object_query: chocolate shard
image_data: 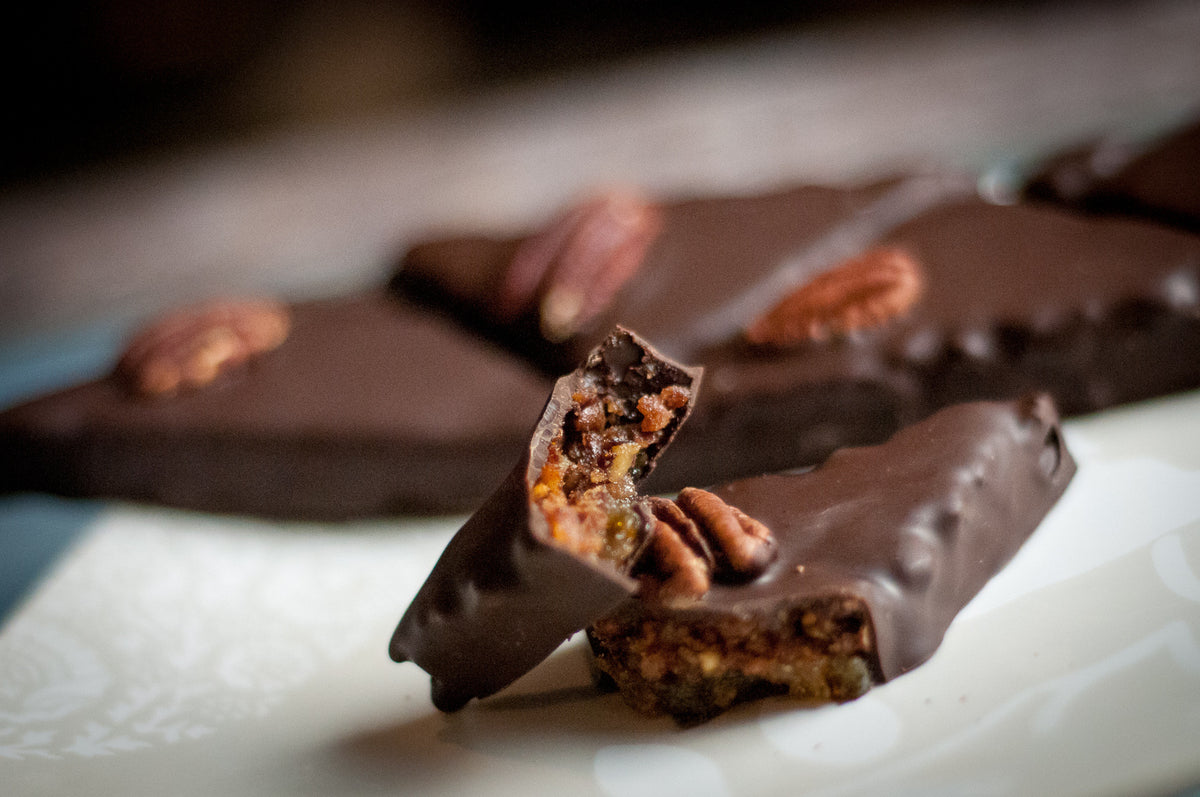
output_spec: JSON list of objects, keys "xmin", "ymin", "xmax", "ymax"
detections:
[
  {"xmin": 1023, "ymin": 115, "xmax": 1200, "ymax": 233},
  {"xmin": 389, "ymin": 327, "xmax": 702, "ymax": 711},
  {"xmin": 588, "ymin": 394, "xmax": 1075, "ymax": 724}
]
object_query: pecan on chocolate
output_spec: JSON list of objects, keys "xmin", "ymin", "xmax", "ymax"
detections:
[
  {"xmin": 500, "ymin": 189, "xmax": 662, "ymax": 341},
  {"xmin": 634, "ymin": 490, "xmax": 776, "ymax": 603},
  {"xmin": 116, "ymin": 298, "xmax": 291, "ymax": 397},
  {"xmin": 675, "ymin": 487, "xmax": 776, "ymax": 581},
  {"xmin": 638, "ymin": 496, "xmax": 714, "ymax": 603},
  {"xmin": 745, "ymin": 246, "xmax": 924, "ymax": 347}
]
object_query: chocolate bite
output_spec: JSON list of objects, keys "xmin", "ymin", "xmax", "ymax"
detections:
[
  {"xmin": 588, "ymin": 394, "xmax": 1076, "ymax": 724},
  {"xmin": 389, "ymin": 327, "xmax": 703, "ymax": 711}
]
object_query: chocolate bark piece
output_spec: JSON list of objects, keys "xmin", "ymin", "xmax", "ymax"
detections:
[
  {"xmin": 0, "ymin": 291, "xmax": 553, "ymax": 519},
  {"xmin": 393, "ymin": 178, "xmax": 1200, "ymax": 494},
  {"xmin": 588, "ymin": 394, "xmax": 1076, "ymax": 724},
  {"xmin": 389, "ymin": 327, "xmax": 702, "ymax": 711},
  {"xmin": 1024, "ymin": 116, "xmax": 1200, "ymax": 233}
]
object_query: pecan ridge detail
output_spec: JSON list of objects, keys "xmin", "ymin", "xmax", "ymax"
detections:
[
  {"xmin": 745, "ymin": 246, "xmax": 924, "ymax": 347},
  {"xmin": 636, "ymin": 488, "xmax": 776, "ymax": 604}
]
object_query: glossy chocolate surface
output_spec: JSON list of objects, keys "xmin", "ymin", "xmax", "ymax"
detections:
[
  {"xmin": 388, "ymin": 328, "xmax": 701, "ymax": 711},
  {"xmin": 398, "ymin": 178, "xmax": 1200, "ymax": 494},
  {"xmin": 601, "ymin": 394, "xmax": 1075, "ymax": 687},
  {"xmin": 6, "ymin": 170, "xmax": 1198, "ymax": 520},
  {"xmin": 0, "ymin": 292, "xmax": 552, "ymax": 519}
]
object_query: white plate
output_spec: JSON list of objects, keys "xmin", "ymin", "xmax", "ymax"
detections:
[{"xmin": 3, "ymin": 389, "xmax": 1199, "ymax": 796}]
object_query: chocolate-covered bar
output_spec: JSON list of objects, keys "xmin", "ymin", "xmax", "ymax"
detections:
[
  {"xmin": 0, "ymin": 292, "xmax": 552, "ymax": 519},
  {"xmin": 588, "ymin": 393, "xmax": 1075, "ymax": 723},
  {"xmin": 395, "ymin": 177, "xmax": 1200, "ymax": 493},
  {"xmin": 389, "ymin": 327, "xmax": 702, "ymax": 710},
  {"xmin": 388, "ymin": 324, "xmax": 1074, "ymax": 720},
  {"xmin": 1024, "ymin": 115, "xmax": 1200, "ymax": 233}
]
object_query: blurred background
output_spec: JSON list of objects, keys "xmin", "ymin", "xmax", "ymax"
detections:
[
  {"xmin": 2, "ymin": 0, "xmax": 1053, "ymax": 187},
  {"xmin": 1, "ymin": 0, "xmax": 1198, "ymax": 357}
]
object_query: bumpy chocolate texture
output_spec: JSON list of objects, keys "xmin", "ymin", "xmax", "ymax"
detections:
[
  {"xmin": 389, "ymin": 327, "xmax": 701, "ymax": 711},
  {"xmin": 0, "ymin": 293, "xmax": 552, "ymax": 519},
  {"xmin": 396, "ymin": 174, "xmax": 1200, "ymax": 494},
  {"xmin": 1024, "ymin": 115, "xmax": 1200, "ymax": 233},
  {"xmin": 588, "ymin": 393, "xmax": 1075, "ymax": 723}
]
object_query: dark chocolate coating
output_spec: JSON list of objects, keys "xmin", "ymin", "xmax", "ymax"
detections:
[
  {"xmin": 0, "ymin": 292, "xmax": 552, "ymax": 519},
  {"xmin": 397, "ymin": 178, "xmax": 1200, "ymax": 494},
  {"xmin": 604, "ymin": 394, "xmax": 1076, "ymax": 685},
  {"xmin": 1024, "ymin": 116, "xmax": 1200, "ymax": 233},
  {"xmin": 388, "ymin": 327, "xmax": 701, "ymax": 711},
  {"xmin": 6, "ymin": 171, "xmax": 1198, "ymax": 521},
  {"xmin": 398, "ymin": 177, "xmax": 943, "ymax": 370}
]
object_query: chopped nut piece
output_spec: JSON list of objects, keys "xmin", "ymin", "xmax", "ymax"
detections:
[{"xmin": 607, "ymin": 442, "xmax": 643, "ymax": 483}]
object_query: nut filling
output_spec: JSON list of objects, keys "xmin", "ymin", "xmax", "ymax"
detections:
[
  {"xmin": 588, "ymin": 596, "xmax": 875, "ymax": 724},
  {"xmin": 533, "ymin": 378, "xmax": 776, "ymax": 604},
  {"xmin": 532, "ymin": 380, "xmax": 691, "ymax": 566},
  {"xmin": 527, "ymin": 353, "xmax": 836, "ymax": 723}
]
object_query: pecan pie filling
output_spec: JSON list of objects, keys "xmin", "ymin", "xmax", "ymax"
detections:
[{"xmin": 531, "ymin": 377, "xmax": 776, "ymax": 605}]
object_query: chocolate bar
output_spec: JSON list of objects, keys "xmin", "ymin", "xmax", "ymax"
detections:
[
  {"xmin": 389, "ymin": 327, "xmax": 701, "ymax": 710},
  {"xmin": 1024, "ymin": 115, "xmax": 1200, "ymax": 233},
  {"xmin": 0, "ymin": 292, "xmax": 551, "ymax": 519},
  {"xmin": 388, "ymin": 327, "xmax": 1074, "ymax": 720},
  {"xmin": 395, "ymin": 176, "xmax": 1200, "ymax": 494},
  {"xmin": 4, "ymin": 172, "xmax": 1195, "ymax": 521},
  {"xmin": 589, "ymin": 393, "xmax": 1075, "ymax": 723}
]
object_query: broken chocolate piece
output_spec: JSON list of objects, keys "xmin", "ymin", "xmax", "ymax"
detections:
[
  {"xmin": 1024, "ymin": 115, "xmax": 1200, "ymax": 233},
  {"xmin": 388, "ymin": 327, "xmax": 702, "ymax": 711},
  {"xmin": 588, "ymin": 393, "xmax": 1076, "ymax": 723}
]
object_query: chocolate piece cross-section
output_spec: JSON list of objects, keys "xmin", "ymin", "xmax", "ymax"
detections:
[
  {"xmin": 588, "ymin": 393, "xmax": 1075, "ymax": 723},
  {"xmin": 389, "ymin": 327, "xmax": 702, "ymax": 711}
]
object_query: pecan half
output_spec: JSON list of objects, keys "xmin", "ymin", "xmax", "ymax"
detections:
[
  {"xmin": 634, "ymin": 490, "xmax": 776, "ymax": 603},
  {"xmin": 638, "ymin": 497, "xmax": 714, "ymax": 603},
  {"xmin": 675, "ymin": 487, "xmax": 776, "ymax": 581},
  {"xmin": 500, "ymin": 188, "xmax": 662, "ymax": 341},
  {"xmin": 116, "ymin": 298, "xmax": 291, "ymax": 397},
  {"xmin": 745, "ymin": 246, "xmax": 923, "ymax": 347}
]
